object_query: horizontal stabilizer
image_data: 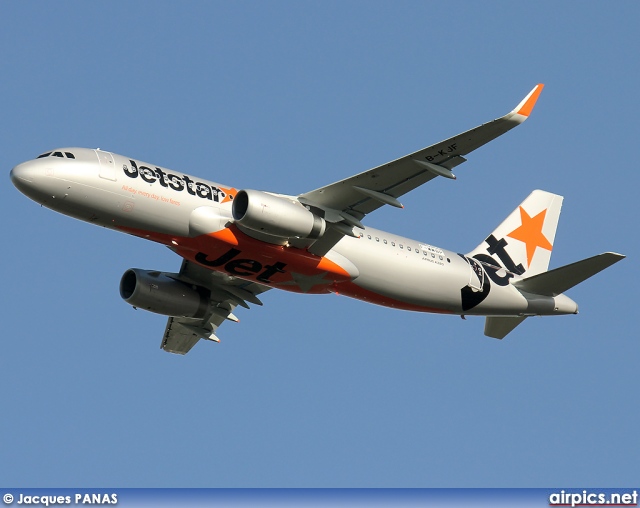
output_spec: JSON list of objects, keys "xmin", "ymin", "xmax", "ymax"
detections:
[
  {"xmin": 484, "ymin": 316, "xmax": 527, "ymax": 339},
  {"xmin": 514, "ymin": 252, "xmax": 625, "ymax": 297}
]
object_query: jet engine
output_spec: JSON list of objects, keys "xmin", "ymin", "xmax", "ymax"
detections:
[
  {"xmin": 119, "ymin": 268, "xmax": 209, "ymax": 318},
  {"xmin": 232, "ymin": 189, "xmax": 326, "ymax": 239}
]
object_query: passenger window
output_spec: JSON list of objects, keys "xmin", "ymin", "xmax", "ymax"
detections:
[
  {"xmin": 367, "ymin": 235, "xmax": 371, "ymax": 240},
  {"xmin": 399, "ymin": 244, "xmax": 403, "ymax": 249},
  {"xmin": 375, "ymin": 237, "xmax": 379, "ymax": 242},
  {"xmin": 391, "ymin": 242, "xmax": 395, "ymax": 247},
  {"xmin": 64, "ymin": 152, "xmax": 75, "ymax": 159},
  {"xmin": 383, "ymin": 239, "xmax": 387, "ymax": 244},
  {"xmin": 407, "ymin": 247, "xmax": 412, "ymax": 252}
]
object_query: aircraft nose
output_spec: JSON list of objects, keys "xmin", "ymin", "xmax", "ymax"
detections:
[
  {"xmin": 10, "ymin": 160, "xmax": 50, "ymax": 201},
  {"xmin": 10, "ymin": 162, "xmax": 36, "ymax": 192}
]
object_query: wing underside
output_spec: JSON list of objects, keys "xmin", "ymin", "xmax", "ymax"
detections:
[{"xmin": 161, "ymin": 259, "xmax": 271, "ymax": 355}]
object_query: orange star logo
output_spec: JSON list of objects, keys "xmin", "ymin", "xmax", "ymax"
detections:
[{"xmin": 506, "ymin": 207, "xmax": 553, "ymax": 268}]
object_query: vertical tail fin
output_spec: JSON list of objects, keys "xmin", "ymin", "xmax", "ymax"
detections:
[{"xmin": 467, "ymin": 190, "xmax": 563, "ymax": 278}]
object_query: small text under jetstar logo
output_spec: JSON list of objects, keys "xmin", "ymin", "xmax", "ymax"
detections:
[{"xmin": 549, "ymin": 489, "xmax": 637, "ymax": 507}]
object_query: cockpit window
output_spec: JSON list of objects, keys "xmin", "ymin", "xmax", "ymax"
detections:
[{"xmin": 36, "ymin": 151, "xmax": 76, "ymax": 159}]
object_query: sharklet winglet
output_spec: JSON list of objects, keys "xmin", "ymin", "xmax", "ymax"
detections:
[{"xmin": 510, "ymin": 83, "xmax": 544, "ymax": 120}]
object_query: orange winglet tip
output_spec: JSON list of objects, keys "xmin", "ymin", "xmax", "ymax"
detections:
[{"xmin": 516, "ymin": 83, "xmax": 544, "ymax": 117}]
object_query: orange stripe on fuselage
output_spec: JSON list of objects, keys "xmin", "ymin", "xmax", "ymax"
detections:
[
  {"xmin": 118, "ymin": 224, "xmax": 454, "ymax": 311},
  {"xmin": 117, "ymin": 225, "xmax": 354, "ymax": 293}
]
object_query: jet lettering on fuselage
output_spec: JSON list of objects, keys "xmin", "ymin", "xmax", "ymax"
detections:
[
  {"xmin": 458, "ymin": 234, "xmax": 527, "ymax": 311},
  {"xmin": 458, "ymin": 254, "xmax": 491, "ymax": 311},
  {"xmin": 123, "ymin": 160, "xmax": 230, "ymax": 203},
  {"xmin": 483, "ymin": 234, "xmax": 525, "ymax": 276},
  {"xmin": 195, "ymin": 248, "xmax": 287, "ymax": 283}
]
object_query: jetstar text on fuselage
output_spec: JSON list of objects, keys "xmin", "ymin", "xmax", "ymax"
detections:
[{"xmin": 123, "ymin": 160, "xmax": 233, "ymax": 203}]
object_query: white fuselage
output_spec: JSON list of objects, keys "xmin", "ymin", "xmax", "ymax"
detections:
[{"xmin": 10, "ymin": 147, "xmax": 575, "ymax": 318}]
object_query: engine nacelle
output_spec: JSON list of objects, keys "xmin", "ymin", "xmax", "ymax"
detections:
[
  {"xmin": 232, "ymin": 189, "xmax": 326, "ymax": 239},
  {"xmin": 119, "ymin": 268, "xmax": 209, "ymax": 318}
]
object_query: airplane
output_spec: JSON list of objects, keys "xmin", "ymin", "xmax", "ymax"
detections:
[{"xmin": 10, "ymin": 84, "xmax": 625, "ymax": 354}]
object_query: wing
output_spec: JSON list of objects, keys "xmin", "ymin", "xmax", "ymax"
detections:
[
  {"xmin": 160, "ymin": 259, "xmax": 271, "ymax": 355},
  {"xmin": 299, "ymin": 84, "xmax": 544, "ymax": 254}
]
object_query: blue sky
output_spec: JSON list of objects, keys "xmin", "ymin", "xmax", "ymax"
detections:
[{"xmin": 2, "ymin": 2, "xmax": 638, "ymax": 487}]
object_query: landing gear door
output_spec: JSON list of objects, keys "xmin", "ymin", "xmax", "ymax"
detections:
[{"xmin": 95, "ymin": 149, "xmax": 117, "ymax": 181}]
